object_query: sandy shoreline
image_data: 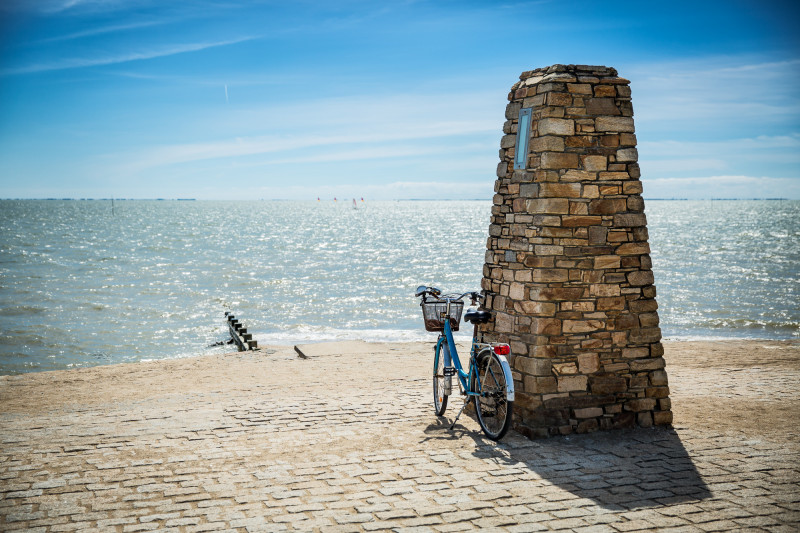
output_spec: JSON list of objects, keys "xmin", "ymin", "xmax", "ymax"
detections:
[
  {"xmin": 2, "ymin": 339, "xmax": 798, "ymax": 442},
  {"xmin": 1, "ymin": 339, "xmax": 798, "ymax": 531}
]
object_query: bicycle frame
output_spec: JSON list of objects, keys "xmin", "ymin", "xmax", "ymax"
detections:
[{"xmin": 436, "ymin": 298, "xmax": 491, "ymax": 398}]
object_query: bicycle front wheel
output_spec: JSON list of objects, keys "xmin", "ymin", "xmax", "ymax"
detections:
[
  {"xmin": 471, "ymin": 349, "xmax": 513, "ymax": 440},
  {"xmin": 433, "ymin": 341, "xmax": 448, "ymax": 416}
]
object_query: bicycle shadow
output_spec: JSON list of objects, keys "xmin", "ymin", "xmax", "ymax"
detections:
[{"xmin": 422, "ymin": 419, "xmax": 711, "ymax": 511}]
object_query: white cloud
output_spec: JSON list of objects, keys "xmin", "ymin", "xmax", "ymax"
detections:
[
  {"xmin": 638, "ymin": 134, "xmax": 800, "ymax": 178},
  {"xmin": 1, "ymin": 36, "xmax": 259, "ymax": 75},
  {"xmin": 643, "ymin": 175, "xmax": 800, "ymax": 199},
  {"xmin": 110, "ymin": 90, "xmax": 501, "ymax": 173},
  {"xmin": 629, "ymin": 58, "xmax": 800, "ymax": 128},
  {"xmin": 31, "ymin": 19, "xmax": 166, "ymax": 44}
]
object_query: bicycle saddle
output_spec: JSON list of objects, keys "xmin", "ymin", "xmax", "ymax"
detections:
[{"xmin": 464, "ymin": 309, "xmax": 492, "ymax": 324}]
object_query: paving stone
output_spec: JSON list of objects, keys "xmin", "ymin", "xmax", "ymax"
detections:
[{"xmin": 1, "ymin": 344, "xmax": 798, "ymax": 533}]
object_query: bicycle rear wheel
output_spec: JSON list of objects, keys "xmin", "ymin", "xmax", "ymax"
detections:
[
  {"xmin": 433, "ymin": 342, "xmax": 448, "ymax": 416},
  {"xmin": 471, "ymin": 349, "xmax": 513, "ymax": 440}
]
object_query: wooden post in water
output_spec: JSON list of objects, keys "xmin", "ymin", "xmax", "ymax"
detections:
[{"xmin": 225, "ymin": 312, "xmax": 258, "ymax": 351}]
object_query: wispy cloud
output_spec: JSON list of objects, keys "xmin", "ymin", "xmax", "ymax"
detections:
[
  {"xmin": 127, "ymin": 120, "xmax": 496, "ymax": 171},
  {"xmin": 638, "ymin": 134, "xmax": 800, "ymax": 178},
  {"xmin": 1, "ymin": 36, "xmax": 258, "ymax": 76},
  {"xmin": 109, "ymin": 89, "xmax": 501, "ymax": 172},
  {"xmin": 643, "ymin": 175, "xmax": 800, "ymax": 199},
  {"xmin": 629, "ymin": 58, "xmax": 800, "ymax": 129},
  {"xmin": 30, "ymin": 19, "xmax": 167, "ymax": 44}
]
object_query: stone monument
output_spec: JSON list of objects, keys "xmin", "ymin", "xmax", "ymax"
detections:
[{"xmin": 481, "ymin": 64, "xmax": 672, "ymax": 438}]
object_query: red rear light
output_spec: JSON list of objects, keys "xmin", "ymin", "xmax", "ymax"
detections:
[{"xmin": 493, "ymin": 344, "xmax": 510, "ymax": 356}]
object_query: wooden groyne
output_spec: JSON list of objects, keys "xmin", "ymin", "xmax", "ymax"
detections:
[{"xmin": 224, "ymin": 312, "xmax": 258, "ymax": 351}]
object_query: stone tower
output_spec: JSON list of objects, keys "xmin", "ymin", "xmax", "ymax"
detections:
[{"xmin": 481, "ymin": 64, "xmax": 672, "ymax": 439}]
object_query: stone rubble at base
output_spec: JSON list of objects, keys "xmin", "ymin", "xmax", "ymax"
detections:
[{"xmin": 481, "ymin": 64, "xmax": 672, "ymax": 439}]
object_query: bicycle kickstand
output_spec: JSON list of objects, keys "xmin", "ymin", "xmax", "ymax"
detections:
[{"xmin": 450, "ymin": 397, "xmax": 471, "ymax": 430}]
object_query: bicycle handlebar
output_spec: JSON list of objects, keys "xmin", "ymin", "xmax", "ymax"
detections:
[{"xmin": 415, "ymin": 286, "xmax": 482, "ymax": 304}]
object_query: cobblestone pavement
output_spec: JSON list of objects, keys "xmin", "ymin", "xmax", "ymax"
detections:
[{"xmin": 1, "ymin": 342, "xmax": 798, "ymax": 532}]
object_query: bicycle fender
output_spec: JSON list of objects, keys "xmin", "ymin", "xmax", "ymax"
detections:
[{"xmin": 496, "ymin": 354, "xmax": 515, "ymax": 402}]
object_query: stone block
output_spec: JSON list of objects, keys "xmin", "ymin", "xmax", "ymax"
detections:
[
  {"xmin": 526, "ymin": 198, "xmax": 569, "ymax": 214},
  {"xmin": 637, "ymin": 411, "xmax": 653, "ymax": 427},
  {"xmin": 582, "ymin": 185, "xmax": 600, "ymax": 199},
  {"xmin": 612, "ymin": 412, "xmax": 635, "ymax": 428},
  {"xmin": 650, "ymin": 370, "xmax": 668, "ymax": 386},
  {"xmin": 529, "ymin": 286, "xmax": 586, "ymax": 301},
  {"xmin": 625, "ymin": 398, "xmax": 656, "ymax": 412},
  {"xmin": 585, "ymin": 97, "xmax": 621, "ymax": 116},
  {"xmin": 530, "ymin": 376, "xmax": 558, "ymax": 393},
  {"xmin": 494, "ymin": 312, "xmax": 514, "ymax": 333},
  {"xmin": 623, "ymin": 181, "xmax": 643, "ymax": 194},
  {"xmin": 628, "ymin": 327, "xmax": 662, "ymax": 344},
  {"xmin": 576, "ymin": 419, "xmax": 600, "ymax": 433},
  {"xmin": 505, "ymin": 102, "xmax": 522, "ymax": 120},
  {"xmin": 595, "ymin": 116, "xmax": 635, "ymax": 132},
  {"xmin": 541, "ymin": 152, "xmax": 580, "ymax": 170},
  {"xmin": 509, "ymin": 282, "xmax": 525, "ymax": 300},
  {"xmin": 622, "ymin": 347, "xmax": 649, "ymax": 359},
  {"xmin": 646, "ymin": 386, "xmax": 670, "ymax": 398},
  {"xmin": 531, "ymin": 317, "xmax": 562, "ymax": 335},
  {"xmin": 627, "ymin": 270, "xmax": 655, "ymax": 287},
  {"xmin": 563, "ymin": 169, "xmax": 596, "ymax": 181},
  {"xmin": 616, "ymin": 242, "xmax": 650, "ymax": 255},
  {"xmin": 590, "ymin": 376, "xmax": 627, "ymax": 394},
  {"xmin": 639, "ymin": 312, "xmax": 659, "ymax": 327},
  {"xmin": 497, "ymin": 162, "xmax": 508, "ymax": 178},
  {"xmin": 562, "ymin": 215, "xmax": 602, "ymax": 227},
  {"xmin": 557, "ymin": 375, "xmax": 587, "ymax": 392},
  {"xmin": 614, "ymin": 213, "xmax": 647, "ymax": 227},
  {"xmin": 567, "ymin": 83, "xmax": 592, "ymax": 94},
  {"xmin": 532, "ymin": 269, "xmax": 569, "ymax": 283},
  {"xmin": 629, "ymin": 356, "xmax": 665, "ymax": 371},
  {"xmin": 553, "ymin": 362, "xmax": 578, "ymax": 375},
  {"xmin": 587, "ymin": 225, "xmax": 607, "ymax": 244},
  {"xmin": 547, "ymin": 92, "xmax": 573, "ymax": 106},
  {"xmin": 616, "ymin": 148, "xmax": 638, "ymax": 162},
  {"xmin": 518, "ymin": 301, "xmax": 556, "ymax": 316},
  {"xmin": 590, "ymin": 284, "xmax": 620, "ymax": 297},
  {"xmin": 500, "ymin": 134, "xmax": 516, "ymax": 149},
  {"xmin": 563, "ymin": 319, "xmax": 604, "ymax": 333},
  {"xmin": 577, "ymin": 353, "xmax": 600, "ymax": 373},
  {"xmin": 539, "ymin": 182, "xmax": 582, "ymax": 198},
  {"xmin": 594, "ymin": 85, "xmax": 617, "ymax": 97},
  {"xmin": 516, "ymin": 357, "xmax": 553, "ymax": 376},
  {"xmin": 538, "ymin": 118, "xmax": 575, "ymax": 136},
  {"xmin": 593, "ymin": 255, "xmax": 621, "ymax": 269},
  {"xmin": 582, "ymin": 155, "xmax": 607, "ymax": 171},
  {"xmin": 574, "ymin": 407, "xmax": 603, "ymax": 418},
  {"xmin": 653, "ymin": 410, "xmax": 673, "ymax": 426},
  {"xmin": 530, "ymin": 136, "xmax": 565, "ymax": 152},
  {"xmin": 597, "ymin": 296, "xmax": 626, "ymax": 310},
  {"xmin": 629, "ymin": 299, "xmax": 658, "ymax": 313},
  {"xmin": 535, "ymin": 245, "xmax": 565, "ymax": 255},
  {"xmin": 588, "ymin": 198, "xmax": 627, "ymax": 215}
]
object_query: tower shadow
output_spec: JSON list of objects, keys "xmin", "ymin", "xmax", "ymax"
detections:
[{"xmin": 423, "ymin": 422, "xmax": 711, "ymax": 511}]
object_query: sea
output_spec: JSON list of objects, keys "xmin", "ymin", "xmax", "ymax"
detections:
[{"xmin": 1, "ymin": 199, "xmax": 798, "ymax": 374}]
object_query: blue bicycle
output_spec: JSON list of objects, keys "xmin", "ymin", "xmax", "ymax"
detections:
[{"xmin": 415, "ymin": 286, "xmax": 515, "ymax": 440}]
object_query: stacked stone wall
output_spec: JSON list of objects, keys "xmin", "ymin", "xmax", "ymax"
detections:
[{"xmin": 481, "ymin": 64, "xmax": 672, "ymax": 439}]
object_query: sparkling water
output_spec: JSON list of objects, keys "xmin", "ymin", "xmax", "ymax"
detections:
[{"xmin": 1, "ymin": 199, "xmax": 797, "ymax": 373}]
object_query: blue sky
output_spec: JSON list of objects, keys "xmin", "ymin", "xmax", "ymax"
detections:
[{"xmin": 1, "ymin": 0, "xmax": 798, "ymax": 200}]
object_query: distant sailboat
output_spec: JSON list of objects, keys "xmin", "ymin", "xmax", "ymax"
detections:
[{"xmin": 352, "ymin": 198, "xmax": 357, "ymax": 209}]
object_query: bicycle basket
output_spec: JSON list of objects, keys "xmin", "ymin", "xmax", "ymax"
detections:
[{"xmin": 421, "ymin": 299, "xmax": 463, "ymax": 332}]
